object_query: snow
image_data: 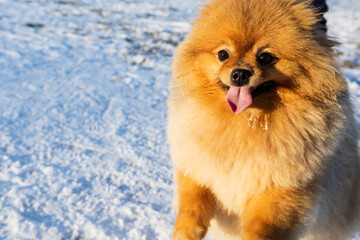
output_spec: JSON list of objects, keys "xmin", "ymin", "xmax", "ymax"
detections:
[{"xmin": 0, "ymin": 0, "xmax": 359, "ymax": 239}]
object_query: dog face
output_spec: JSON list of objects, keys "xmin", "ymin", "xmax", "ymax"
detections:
[
  {"xmin": 214, "ymin": 38, "xmax": 287, "ymax": 113},
  {"xmin": 175, "ymin": 0, "xmax": 338, "ymax": 114}
]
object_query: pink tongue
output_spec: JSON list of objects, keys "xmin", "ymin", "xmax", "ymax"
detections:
[{"xmin": 225, "ymin": 86, "xmax": 253, "ymax": 114}]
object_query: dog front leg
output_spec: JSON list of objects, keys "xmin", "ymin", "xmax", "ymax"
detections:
[
  {"xmin": 241, "ymin": 186, "xmax": 315, "ymax": 240},
  {"xmin": 172, "ymin": 172, "xmax": 215, "ymax": 240}
]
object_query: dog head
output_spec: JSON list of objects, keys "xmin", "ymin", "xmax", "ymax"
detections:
[{"xmin": 173, "ymin": 0, "xmax": 341, "ymax": 114}]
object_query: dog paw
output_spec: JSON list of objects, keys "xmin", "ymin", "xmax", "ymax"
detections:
[{"xmin": 172, "ymin": 226, "xmax": 205, "ymax": 240}]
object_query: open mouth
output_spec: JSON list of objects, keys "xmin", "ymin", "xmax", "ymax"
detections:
[
  {"xmin": 250, "ymin": 80, "xmax": 276, "ymax": 98},
  {"xmin": 218, "ymin": 80, "xmax": 276, "ymax": 98},
  {"xmin": 222, "ymin": 80, "xmax": 276, "ymax": 114}
]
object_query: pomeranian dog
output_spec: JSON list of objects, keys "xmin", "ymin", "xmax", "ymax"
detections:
[{"xmin": 167, "ymin": 0, "xmax": 360, "ymax": 239}]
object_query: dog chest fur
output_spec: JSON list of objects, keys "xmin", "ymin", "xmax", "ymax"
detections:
[{"xmin": 168, "ymin": 91, "xmax": 346, "ymax": 213}]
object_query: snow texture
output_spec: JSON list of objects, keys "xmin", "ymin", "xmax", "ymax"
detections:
[{"xmin": 0, "ymin": 0, "xmax": 359, "ymax": 239}]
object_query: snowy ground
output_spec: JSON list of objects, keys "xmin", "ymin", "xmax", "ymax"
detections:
[{"xmin": 0, "ymin": 0, "xmax": 359, "ymax": 239}]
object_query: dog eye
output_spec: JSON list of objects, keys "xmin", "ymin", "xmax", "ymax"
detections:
[
  {"xmin": 257, "ymin": 52, "xmax": 275, "ymax": 65},
  {"xmin": 218, "ymin": 50, "xmax": 230, "ymax": 62}
]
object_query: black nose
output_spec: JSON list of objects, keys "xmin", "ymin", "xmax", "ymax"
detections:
[{"xmin": 231, "ymin": 69, "xmax": 253, "ymax": 86}]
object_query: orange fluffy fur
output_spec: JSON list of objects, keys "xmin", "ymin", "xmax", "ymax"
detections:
[{"xmin": 168, "ymin": 0, "xmax": 360, "ymax": 239}]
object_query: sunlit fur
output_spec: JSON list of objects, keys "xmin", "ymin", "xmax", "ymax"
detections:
[{"xmin": 168, "ymin": 0, "xmax": 360, "ymax": 239}]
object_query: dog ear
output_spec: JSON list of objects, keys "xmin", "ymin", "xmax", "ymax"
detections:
[
  {"xmin": 289, "ymin": 0, "xmax": 335, "ymax": 46},
  {"xmin": 292, "ymin": 0, "xmax": 329, "ymax": 33},
  {"xmin": 310, "ymin": 0, "xmax": 329, "ymax": 32}
]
